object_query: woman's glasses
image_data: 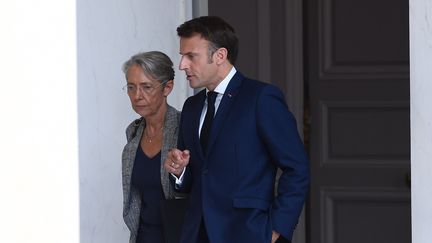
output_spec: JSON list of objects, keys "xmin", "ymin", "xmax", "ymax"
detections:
[{"xmin": 123, "ymin": 80, "xmax": 169, "ymax": 95}]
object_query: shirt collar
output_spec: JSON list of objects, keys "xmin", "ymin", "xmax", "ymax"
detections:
[{"xmin": 206, "ymin": 67, "xmax": 237, "ymax": 95}]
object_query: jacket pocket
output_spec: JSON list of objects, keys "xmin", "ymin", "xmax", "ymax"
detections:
[{"xmin": 233, "ymin": 198, "xmax": 271, "ymax": 210}]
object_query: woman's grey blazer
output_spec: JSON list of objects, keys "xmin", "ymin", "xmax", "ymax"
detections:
[{"xmin": 122, "ymin": 105, "xmax": 180, "ymax": 243}]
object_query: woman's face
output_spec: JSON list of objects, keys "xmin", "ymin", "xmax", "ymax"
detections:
[{"xmin": 125, "ymin": 64, "xmax": 172, "ymax": 118}]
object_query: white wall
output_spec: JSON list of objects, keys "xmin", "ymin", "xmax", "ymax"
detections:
[
  {"xmin": 76, "ymin": 0, "xmax": 192, "ymax": 242},
  {"xmin": 410, "ymin": 0, "xmax": 432, "ymax": 242},
  {"xmin": 0, "ymin": 0, "xmax": 192, "ymax": 242},
  {"xmin": 0, "ymin": 0, "xmax": 79, "ymax": 242}
]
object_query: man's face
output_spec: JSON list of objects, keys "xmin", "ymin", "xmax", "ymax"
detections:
[{"xmin": 179, "ymin": 34, "xmax": 219, "ymax": 89}]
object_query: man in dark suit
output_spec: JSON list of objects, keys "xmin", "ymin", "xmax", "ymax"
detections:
[{"xmin": 164, "ymin": 16, "xmax": 309, "ymax": 243}]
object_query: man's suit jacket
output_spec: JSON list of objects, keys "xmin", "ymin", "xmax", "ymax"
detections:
[
  {"xmin": 122, "ymin": 105, "xmax": 181, "ymax": 243},
  {"xmin": 176, "ymin": 72, "xmax": 310, "ymax": 243}
]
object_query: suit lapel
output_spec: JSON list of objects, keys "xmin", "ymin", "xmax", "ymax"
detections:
[
  {"xmin": 206, "ymin": 72, "xmax": 243, "ymax": 156},
  {"xmin": 160, "ymin": 106, "xmax": 179, "ymax": 199},
  {"xmin": 123, "ymin": 120, "xmax": 144, "ymax": 209},
  {"xmin": 191, "ymin": 90, "xmax": 207, "ymax": 160}
]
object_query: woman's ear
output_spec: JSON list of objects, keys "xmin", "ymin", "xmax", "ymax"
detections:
[{"xmin": 163, "ymin": 80, "xmax": 174, "ymax": 97}]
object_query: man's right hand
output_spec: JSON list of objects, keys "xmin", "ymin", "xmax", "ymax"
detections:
[{"xmin": 164, "ymin": 148, "xmax": 190, "ymax": 177}]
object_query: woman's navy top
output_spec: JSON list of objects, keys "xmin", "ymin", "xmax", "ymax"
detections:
[{"xmin": 131, "ymin": 145, "xmax": 165, "ymax": 243}]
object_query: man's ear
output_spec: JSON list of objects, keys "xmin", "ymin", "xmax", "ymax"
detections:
[{"xmin": 215, "ymin": 47, "xmax": 228, "ymax": 65}]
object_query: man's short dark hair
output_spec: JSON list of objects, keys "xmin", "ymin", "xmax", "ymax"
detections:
[{"xmin": 177, "ymin": 16, "xmax": 239, "ymax": 65}]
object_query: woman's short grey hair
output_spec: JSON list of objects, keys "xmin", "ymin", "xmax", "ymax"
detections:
[{"xmin": 122, "ymin": 51, "xmax": 175, "ymax": 85}]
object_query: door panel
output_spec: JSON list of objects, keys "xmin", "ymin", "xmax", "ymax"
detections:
[
  {"xmin": 306, "ymin": 0, "xmax": 411, "ymax": 242},
  {"xmin": 322, "ymin": 188, "xmax": 411, "ymax": 243}
]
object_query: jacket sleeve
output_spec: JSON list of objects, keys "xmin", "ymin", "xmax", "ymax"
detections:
[
  {"xmin": 256, "ymin": 84, "xmax": 310, "ymax": 240},
  {"xmin": 171, "ymin": 107, "xmax": 193, "ymax": 193}
]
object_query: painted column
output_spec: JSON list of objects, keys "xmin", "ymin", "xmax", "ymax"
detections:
[
  {"xmin": 410, "ymin": 0, "xmax": 432, "ymax": 242},
  {"xmin": 0, "ymin": 0, "xmax": 79, "ymax": 242}
]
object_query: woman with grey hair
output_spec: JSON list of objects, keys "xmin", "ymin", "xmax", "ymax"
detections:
[{"xmin": 121, "ymin": 51, "xmax": 181, "ymax": 243}]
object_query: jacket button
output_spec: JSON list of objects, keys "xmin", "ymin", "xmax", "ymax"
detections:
[{"xmin": 202, "ymin": 169, "xmax": 208, "ymax": 175}]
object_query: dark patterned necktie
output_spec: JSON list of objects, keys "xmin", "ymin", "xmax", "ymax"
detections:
[{"xmin": 200, "ymin": 91, "xmax": 218, "ymax": 154}]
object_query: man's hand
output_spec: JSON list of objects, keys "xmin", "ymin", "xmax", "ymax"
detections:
[
  {"xmin": 164, "ymin": 148, "xmax": 190, "ymax": 177},
  {"xmin": 271, "ymin": 231, "xmax": 280, "ymax": 243}
]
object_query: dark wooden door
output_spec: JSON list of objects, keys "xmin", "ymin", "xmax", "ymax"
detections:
[
  {"xmin": 305, "ymin": 0, "xmax": 411, "ymax": 242},
  {"xmin": 208, "ymin": 0, "xmax": 411, "ymax": 242}
]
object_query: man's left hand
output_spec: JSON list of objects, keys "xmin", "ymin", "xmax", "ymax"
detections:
[{"xmin": 271, "ymin": 231, "xmax": 280, "ymax": 243}]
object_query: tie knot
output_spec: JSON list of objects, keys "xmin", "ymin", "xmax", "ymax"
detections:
[{"xmin": 207, "ymin": 91, "xmax": 218, "ymax": 105}]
